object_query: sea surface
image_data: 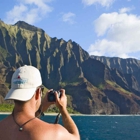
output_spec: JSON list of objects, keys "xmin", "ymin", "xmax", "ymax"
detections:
[{"xmin": 0, "ymin": 114, "xmax": 140, "ymax": 140}]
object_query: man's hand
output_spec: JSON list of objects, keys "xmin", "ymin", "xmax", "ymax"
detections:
[
  {"xmin": 55, "ymin": 89, "xmax": 67, "ymax": 111},
  {"xmin": 41, "ymin": 89, "xmax": 55, "ymax": 112}
]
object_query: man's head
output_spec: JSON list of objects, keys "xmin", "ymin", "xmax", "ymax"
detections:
[{"xmin": 5, "ymin": 65, "xmax": 42, "ymax": 101}]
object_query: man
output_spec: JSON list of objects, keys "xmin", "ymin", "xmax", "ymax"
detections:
[{"xmin": 0, "ymin": 65, "xmax": 80, "ymax": 140}]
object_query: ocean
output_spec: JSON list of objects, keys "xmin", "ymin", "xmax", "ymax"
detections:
[{"xmin": 0, "ymin": 114, "xmax": 140, "ymax": 140}]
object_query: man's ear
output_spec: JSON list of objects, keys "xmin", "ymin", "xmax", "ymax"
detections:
[{"xmin": 35, "ymin": 88, "xmax": 40, "ymax": 100}]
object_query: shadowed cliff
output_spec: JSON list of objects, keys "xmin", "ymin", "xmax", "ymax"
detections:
[{"xmin": 0, "ymin": 20, "xmax": 140, "ymax": 114}]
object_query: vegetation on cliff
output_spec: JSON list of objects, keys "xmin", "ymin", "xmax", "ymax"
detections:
[{"xmin": 0, "ymin": 20, "xmax": 140, "ymax": 114}]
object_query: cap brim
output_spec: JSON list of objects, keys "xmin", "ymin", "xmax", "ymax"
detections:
[{"xmin": 5, "ymin": 88, "xmax": 37, "ymax": 101}]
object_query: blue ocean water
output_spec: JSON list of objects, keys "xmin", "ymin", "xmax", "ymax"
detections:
[{"xmin": 0, "ymin": 115, "xmax": 140, "ymax": 140}]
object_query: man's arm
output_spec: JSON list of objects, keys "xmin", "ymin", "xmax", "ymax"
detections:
[
  {"xmin": 36, "ymin": 88, "xmax": 80, "ymax": 140},
  {"xmin": 55, "ymin": 89, "xmax": 80, "ymax": 140},
  {"xmin": 35, "ymin": 89, "xmax": 53, "ymax": 117}
]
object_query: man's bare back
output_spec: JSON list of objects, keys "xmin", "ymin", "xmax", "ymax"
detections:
[
  {"xmin": 0, "ymin": 114, "xmax": 73, "ymax": 140},
  {"xmin": 0, "ymin": 66, "xmax": 80, "ymax": 140}
]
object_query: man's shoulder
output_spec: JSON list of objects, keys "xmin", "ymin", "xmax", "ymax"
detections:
[
  {"xmin": 0, "ymin": 116, "xmax": 11, "ymax": 133},
  {"xmin": 30, "ymin": 118, "xmax": 61, "ymax": 131},
  {"xmin": 33, "ymin": 119, "xmax": 70, "ymax": 139},
  {"xmin": 34, "ymin": 118, "xmax": 64, "ymax": 131},
  {"xmin": 0, "ymin": 115, "xmax": 10, "ymax": 125}
]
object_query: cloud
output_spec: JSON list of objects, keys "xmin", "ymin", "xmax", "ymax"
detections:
[
  {"xmin": 5, "ymin": 0, "xmax": 53, "ymax": 24},
  {"xmin": 82, "ymin": 0, "xmax": 114, "ymax": 7},
  {"xmin": 62, "ymin": 12, "xmax": 76, "ymax": 24},
  {"xmin": 119, "ymin": 7, "xmax": 135, "ymax": 14},
  {"xmin": 88, "ymin": 10, "xmax": 140, "ymax": 59}
]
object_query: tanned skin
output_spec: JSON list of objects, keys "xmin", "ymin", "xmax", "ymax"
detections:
[{"xmin": 0, "ymin": 89, "xmax": 80, "ymax": 140}]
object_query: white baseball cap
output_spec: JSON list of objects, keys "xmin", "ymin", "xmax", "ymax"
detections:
[{"xmin": 5, "ymin": 65, "xmax": 42, "ymax": 101}]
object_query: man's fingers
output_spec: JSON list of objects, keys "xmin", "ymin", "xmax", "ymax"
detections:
[
  {"xmin": 60, "ymin": 89, "xmax": 65, "ymax": 97},
  {"xmin": 55, "ymin": 91, "xmax": 59, "ymax": 101}
]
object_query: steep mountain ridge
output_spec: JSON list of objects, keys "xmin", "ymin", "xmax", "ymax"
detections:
[
  {"xmin": 15, "ymin": 21, "xmax": 44, "ymax": 32},
  {"xmin": 91, "ymin": 55, "xmax": 140, "ymax": 94},
  {"xmin": 91, "ymin": 55, "xmax": 140, "ymax": 74},
  {"xmin": 0, "ymin": 20, "xmax": 140, "ymax": 114}
]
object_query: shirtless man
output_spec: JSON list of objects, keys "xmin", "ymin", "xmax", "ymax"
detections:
[{"xmin": 0, "ymin": 65, "xmax": 80, "ymax": 140}]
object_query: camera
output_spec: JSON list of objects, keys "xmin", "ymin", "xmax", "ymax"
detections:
[{"xmin": 48, "ymin": 90, "xmax": 62, "ymax": 102}]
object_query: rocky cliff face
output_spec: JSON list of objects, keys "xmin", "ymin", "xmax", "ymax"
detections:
[
  {"xmin": 91, "ymin": 56, "xmax": 140, "ymax": 94},
  {"xmin": 1, "ymin": 20, "xmax": 140, "ymax": 114}
]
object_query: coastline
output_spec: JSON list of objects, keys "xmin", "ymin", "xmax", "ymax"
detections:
[
  {"xmin": 0, "ymin": 112, "xmax": 58, "ymax": 115},
  {"xmin": 0, "ymin": 112, "xmax": 11, "ymax": 115},
  {"xmin": 0, "ymin": 112, "xmax": 82, "ymax": 116},
  {"xmin": 0, "ymin": 112, "xmax": 81, "ymax": 116},
  {"xmin": 0, "ymin": 112, "xmax": 140, "ymax": 116}
]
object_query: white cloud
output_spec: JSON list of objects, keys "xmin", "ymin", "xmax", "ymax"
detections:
[
  {"xmin": 88, "ymin": 11, "xmax": 140, "ymax": 59},
  {"xmin": 82, "ymin": 0, "xmax": 114, "ymax": 7},
  {"xmin": 5, "ymin": 0, "xmax": 53, "ymax": 24},
  {"xmin": 119, "ymin": 7, "xmax": 134, "ymax": 14},
  {"xmin": 62, "ymin": 12, "xmax": 76, "ymax": 24}
]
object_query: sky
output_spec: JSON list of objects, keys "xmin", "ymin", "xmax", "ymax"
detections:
[{"xmin": 0, "ymin": 0, "xmax": 140, "ymax": 59}]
